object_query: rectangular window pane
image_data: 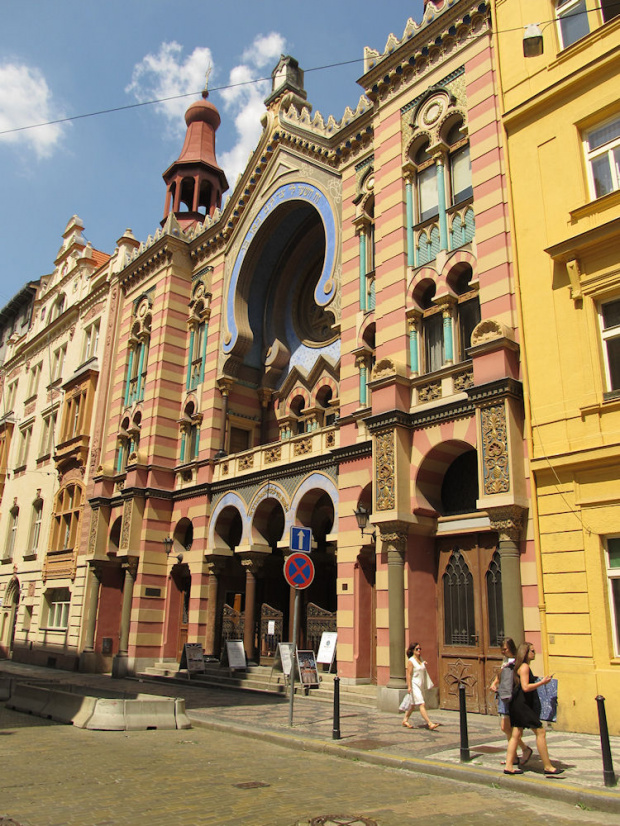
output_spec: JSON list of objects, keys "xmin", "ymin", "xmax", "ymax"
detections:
[
  {"xmin": 612, "ymin": 579, "xmax": 620, "ymax": 649},
  {"xmin": 608, "ymin": 537, "xmax": 620, "ymax": 568},
  {"xmin": 451, "ymin": 146, "xmax": 472, "ymax": 204},
  {"xmin": 588, "ymin": 119, "xmax": 620, "ymax": 152},
  {"xmin": 602, "ymin": 0, "xmax": 620, "ymax": 22},
  {"xmin": 606, "ymin": 337, "xmax": 620, "ymax": 390},
  {"xmin": 418, "ymin": 166, "xmax": 438, "ymax": 222},
  {"xmin": 425, "ymin": 313, "xmax": 444, "ymax": 373},
  {"xmin": 592, "ymin": 156, "xmax": 613, "ymax": 198},
  {"xmin": 459, "ymin": 299, "xmax": 481, "ymax": 358},
  {"xmin": 602, "ymin": 299, "xmax": 620, "ymax": 330},
  {"xmin": 558, "ymin": 0, "xmax": 590, "ymax": 48}
]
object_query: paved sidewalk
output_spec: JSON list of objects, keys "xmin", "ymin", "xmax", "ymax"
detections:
[{"xmin": 1, "ymin": 661, "xmax": 618, "ymax": 814}]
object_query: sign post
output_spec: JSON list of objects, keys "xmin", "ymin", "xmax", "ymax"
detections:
[{"xmin": 283, "ymin": 549, "xmax": 315, "ymax": 726}]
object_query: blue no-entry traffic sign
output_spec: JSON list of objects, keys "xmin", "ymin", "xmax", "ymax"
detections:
[
  {"xmin": 283, "ymin": 552, "xmax": 315, "ymax": 590},
  {"xmin": 290, "ymin": 526, "xmax": 312, "ymax": 553}
]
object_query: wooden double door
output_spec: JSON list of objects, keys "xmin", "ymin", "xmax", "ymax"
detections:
[{"xmin": 437, "ymin": 534, "xmax": 503, "ymax": 714}]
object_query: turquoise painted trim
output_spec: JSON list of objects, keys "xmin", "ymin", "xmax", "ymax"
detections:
[
  {"xmin": 124, "ymin": 350, "xmax": 134, "ymax": 407},
  {"xmin": 443, "ymin": 312, "xmax": 453, "ymax": 363},
  {"xmin": 437, "ymin": 161, "xmax": 448, "ymax": 251},
  {"xmin": 193, "ymin": 427, "xmax": 200, "ymax": 459},
  {"xmin": 406, "ymin": 181, "xmax": 414, "ymax": 268},
  {"xmin": 200, "ymin": 323, "xmax": 208, "ymax": 384},
  {"xmin": 136, "ymin": 342, "xmax": 146, "ymax": 402},
  {"xmin": 360, "ymin": 364, "xmax": 367, "ymax": 406},
  {"xmin": 359, "ymin": 233, "xmax": 367, "ymax": 312},
  {"xmin": 409, "ymin": 326, "xmax": 419, "ymax": 374},
  {"xmin": 186, "ymin": 329, "xmax": 195, "ymax": 392},
  {"xmin": 180, "ymin": 431, "xmax": 186, "ymax": 463},
  {"xmin": 224, "ymin": 182, "xmax": 337, "ymax": 354}
]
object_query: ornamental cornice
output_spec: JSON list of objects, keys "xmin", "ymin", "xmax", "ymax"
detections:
[
  {"xmin": 466, "ymin": 377, "xmax": 523, "ymax": 407},
  {"xmin": 360, "ymin": 2, "xmax": 490, "ymax": 102},
  {"xmin": 119, "ymin": 244, "xmax": 177, "ymax": 294}
]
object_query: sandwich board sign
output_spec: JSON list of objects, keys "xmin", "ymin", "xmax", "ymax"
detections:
[
  {"xmin": 225, "ymin": 640, "xmax": 247, "ymax": 670},
  {"xmin": 317, "ymin": 632, "xmax": 337, "ymax": 667},
  {"xmin": 297, "ymin": 650, "xmax": 320, "ymax": 686},
  {"xmin": 181, "ymin": 642, "xmax": 206, "ymax": 674}
]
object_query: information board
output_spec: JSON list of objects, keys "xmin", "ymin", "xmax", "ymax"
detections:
[
  {"xmin": 181, "ymin": 642, "xmax": 205, "ymax": 673},
  {"xmin": 297, "ymin": 650, "xmax": 320, "ymax": 686},
  {"xmin": 316, "ymin": 632, "xmax": 337, "ymax": 665},
  {"xmin": 226, "ymin": 640, "xmax": 247, "ymax": 670},
  {"xmin": 277, "ymin": 642, "xmax": 295, "ymax": 677}
]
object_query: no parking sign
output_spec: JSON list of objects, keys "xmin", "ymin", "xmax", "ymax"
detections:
[{"xmin": 283, "ymin": 552, "xmax": 315, "ymax": 590}]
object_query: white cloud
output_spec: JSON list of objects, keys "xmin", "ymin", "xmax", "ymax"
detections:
[
  {"xmin": 220, "ymin": 32, "xmax": 286, "ymax": 184},
  {"xmin": 125, "ymin": 42, "xmax": 213, "ymax": 138},
  {"xmin": 0, "ymin": 62, "xmax": 67, "ymax": 159},
  {"xmin": 127, "ymin": 33, "xmax": 286, "ymax": 185}
]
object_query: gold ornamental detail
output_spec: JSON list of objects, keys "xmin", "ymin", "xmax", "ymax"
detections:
[
  {"xmin": 375, "ymin": 430, "xmax": 395, "ymax": 511},
  {"xmin": 481, "ymin": 404, "xmax": 510, "ymax": 495}
]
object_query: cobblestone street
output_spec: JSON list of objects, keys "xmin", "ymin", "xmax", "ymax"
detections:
[{"xmin": 1, "ymin": 705, "xmax": 618, "ymax": 826}]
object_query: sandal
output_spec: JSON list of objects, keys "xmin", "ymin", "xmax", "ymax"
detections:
[
  {"xmin": 521, "ymin": 746, "xmax": 533, "ymax": 767},
  {"xmin": 544, "ymin": 768, "xmax": 564, "ymax": 777},
  {"xmin": 427, "ymin": 723, "xmax": 440, "ymax": 730},
  {"xmin": 402, "ymin": 720, "xmax": 413, "ymax": 729},
  {"xmin": 504, "ymin": 768, "xmax": 523, "ymax": 775}
]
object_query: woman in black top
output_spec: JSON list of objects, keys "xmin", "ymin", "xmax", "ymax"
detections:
[{"xmin": 504, "ymin": 642, "xmax": 563, "ymax": 776}]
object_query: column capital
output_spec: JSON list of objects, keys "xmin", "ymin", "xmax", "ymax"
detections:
[
  {"xmin": 488, "ymin": 505, "xmax": 526, "ymax": 542},
  {"xmin": 379, "ymin": 521, "xmax": 409, "ymax": 554},
  {"xmin": 121, "ymin": 556, "xmax": 139, "ymax": 579},
  {"xmin": 240, "ymin": 553, "xmax": 267, "ymax": 575},
  {"xmin": 205, "ymin": 556, "xmax": 228, "ymax": 577}
]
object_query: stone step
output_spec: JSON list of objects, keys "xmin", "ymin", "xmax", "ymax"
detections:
[{"xmin": 137, "ymin": 660, "xmax": 377, "ymax": 707}]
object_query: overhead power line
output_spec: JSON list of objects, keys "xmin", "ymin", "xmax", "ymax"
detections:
[{"xmin": 0, "ymin": 4, "xmax": 608, "ymax": 138}]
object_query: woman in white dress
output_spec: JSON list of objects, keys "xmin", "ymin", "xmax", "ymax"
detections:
[{"xmin": 402, "ymin": 642, "xmax": 440, "ymax": 730}]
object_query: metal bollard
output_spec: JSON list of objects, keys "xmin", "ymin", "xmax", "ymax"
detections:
[
  {"xmin": 459, "ymin": 682, "xmax": 470, "ymax": 762},
  {"xmin": 595, "ymin": 695, "xmax": 617, "ymax": 787},
  {"xmin": 332, "ymin": 676, "xmax": 341, "ymax": 740}
]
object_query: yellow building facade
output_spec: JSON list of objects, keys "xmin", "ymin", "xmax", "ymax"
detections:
[{"xmin": 494, "ymin": 0, "xmax": 620, "ymax": 733}]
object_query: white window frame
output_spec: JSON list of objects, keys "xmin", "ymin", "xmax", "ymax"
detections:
[
  {"xmin": 27, "ymin": 362, "xmax": 42, "ymax": 399},
  {"xmin": 604, "ymin": 536, "xmax": 620, "ymax": 656},
  {"xmin": 598, "ymin": 297, "xmax": 620, "ymax": 392},
  {"xmin": 5, "ymin": 506, "xmax": 19, "ymax": 560},
  {"xmin": 5, "ymin": 380, "xmax": 18, "ymax": 413},
  {"xmin": 81, "ymin": 320, "xmax": 100, "ymax": 363},
  {"xmin": 16, "ymin": 424, "xmax": 33, "ymax": 467},
  {"xmin": 51, "ymin": 344, "xmax": 67, "ymax": 382},
  {"xmin": 584, "ymin": 116, "xmax": 620, "ymax": 201},
  {"xmin": 556, "ymin": 0, "xmax": 590, "ymax": 50},
  {"xmin": 29, "ymin": 498, "xmax": 43, "ymax": 554},
  {"xmin": 45, "ymin": 588, "xmax": 71, "ymax": 630},
  {"xmin": 39, "ymin": 410, "xmax": 57, "ymax": 458}
]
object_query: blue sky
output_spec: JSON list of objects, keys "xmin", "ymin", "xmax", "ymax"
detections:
[{"xmin": 0, "ymin": 1, "xmax": 425, "ymax": 307}]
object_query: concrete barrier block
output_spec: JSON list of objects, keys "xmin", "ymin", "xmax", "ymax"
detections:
[
  {"xmin": 124, "ymin": 698, "xmax": 178, "ymax": 730},
  {"xmin": 45, "ymin": 690, "xmax": 91, "ymax": 725},
  {"xmin": 7, "ymin": 683, "xmax": 50, "ymax": 716},
  {"xmin": 174, "ymin": 698, "xmax": 192, "ymax": 729},
  {"xmin": 83, "ymin": 698, "xmax": 127, "ymax": 731},
  {"xmin": 71, "ymin": 695, "xmax": 99, "ymax": 729},
  {"xmin": 0, "ymin": 676, "xmax": 13, "ymax": 701}
]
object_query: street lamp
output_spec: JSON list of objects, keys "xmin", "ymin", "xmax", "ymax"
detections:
[
  {"xmin": 163, "ymin": 536, "xmax": 173, "ymax": 556},
  {"xmin": 353, "ymin": 504, "xmax": 376, "ymax": 541},
  {"xmin": 523, "ymin": 24, "xmax": 543, "ymax": 57}
]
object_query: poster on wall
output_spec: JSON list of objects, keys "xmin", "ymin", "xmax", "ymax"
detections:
[{"xmin": 276, "ymin": 642, "xmax": 295, "ymax": 677}]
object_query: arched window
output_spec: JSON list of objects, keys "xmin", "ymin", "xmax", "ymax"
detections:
[
  {"xmin": 290, "ymin": 395, "xmax": 306, "ymax": 434},
  {"xmin": 418, "ymin": 281, "xmax": 444, "ymax": 374},
  {"xmin": 415, "ymin": 140, "xmax": 438, "ymax": 223},
  {"xmin": 443, "ymin": 549, "xmax": 475, "ymax": 646},
  {"xmin": 486, "ymin": 551, "xmax": 504, "ymax": 648},
  {"xmin": 187, "ymin": 284, "xmax": 211, "ymax": 391},
  {"xmin": 448, "ymin": 265, "xmax": 480, "ymax": 362},
  {"xmin": 124, "ymin": 298, "xmax": 151, "ymax": 406}
]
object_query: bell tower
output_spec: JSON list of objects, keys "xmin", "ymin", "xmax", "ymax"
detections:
[{"xmin": 161, "ymin": 84, "xmax": 228, "ymax": 229}]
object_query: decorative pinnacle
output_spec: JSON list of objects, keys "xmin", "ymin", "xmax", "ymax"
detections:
[{"xmin": 202, "ymin": 64, "xmax": 212, "ymax": 99}]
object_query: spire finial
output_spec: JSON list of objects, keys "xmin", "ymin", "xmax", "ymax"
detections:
[{"xmin": 202, "ymin": 64, "xmax": 212, "ymax": 99}]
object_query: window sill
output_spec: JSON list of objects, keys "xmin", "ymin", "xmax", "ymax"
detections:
[
  {"xmin": 569, "ymin": 189, "xmax": 620, "ymax": 224},
  {"xmin": 22, "ymin": 552, "xmax": 38, "ymax": 561},
  {"xmin": 580, "ymin": 393, "xmax": 620, "ymax": 416},
  {"xmin": 13, "ymin": 465, "xmax": 26, "ymax": 477},
  {"xmin": 0, "ymin": 556, "xmax": 13, "ymax": 565},
  {"xmin": 41, "ymin": 627, "xmax": 68, "ymax": 633}
]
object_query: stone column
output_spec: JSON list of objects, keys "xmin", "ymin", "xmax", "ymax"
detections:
[
  {"xmin": 79, "ymin": 562, "xmax": 103, "ymax": 672},
  {"xmin": 489, "ymin": 506, "xmax": 525, "ymax": 645},
  {"xmin": 204, "ymin": 558, "xmax": 226, "ymax": 658},
  {"xmin": 383, "ymin": 525, "xmax": 409, "ymax": 689},
  {"xmin": 241, "ymin": 556, "xmax": 264, "ymax": 663},
  {"xmin": 112, "ymin": 557, "xmax": 138, "ymax": 679}
]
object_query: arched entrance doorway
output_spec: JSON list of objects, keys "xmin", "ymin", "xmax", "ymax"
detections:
[{"xmin": 0, "ymin": 577, "xmax": 20, "ymax": 658}]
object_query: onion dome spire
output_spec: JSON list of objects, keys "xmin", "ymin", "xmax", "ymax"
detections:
[{"xmin": 161, "ymin": 67, "xmax": 228, "ymax": 229}]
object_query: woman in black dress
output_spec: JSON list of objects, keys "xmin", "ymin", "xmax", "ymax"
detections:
[{"xmin": 504, "ymin": 642, "xmax": 563, "ymax": 776}]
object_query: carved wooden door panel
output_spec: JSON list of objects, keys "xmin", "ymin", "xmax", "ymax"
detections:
[
  {"xmin": 176, "ymin": 573, "xmax": 191, "ymax": 662},
  {"xmin": 437, "ymin": 534, "xmax": 498, "ymax": 714}
]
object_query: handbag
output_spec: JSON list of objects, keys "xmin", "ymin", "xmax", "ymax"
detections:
[
  {"xmin": 537, "ymin": 678, "xmax": 558, "ymax": 722},
  {"xmin": 399, "ymin": 692, "xmax": 413, "ymax": 712}
]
